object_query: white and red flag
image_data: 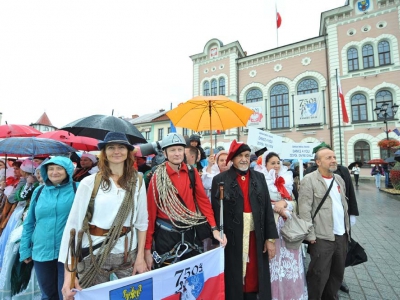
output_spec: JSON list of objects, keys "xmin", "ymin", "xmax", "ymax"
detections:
[
  {"xmin": 337, "ymin": 75, "xmax": 349, "ymax": 123},
  {"xmin": 75, "ymin": 247, "xmax": 225, "ymax": 300},
  {"xmin": 276, "ymin": 12, "xmax": 282, "ymax": 28}
]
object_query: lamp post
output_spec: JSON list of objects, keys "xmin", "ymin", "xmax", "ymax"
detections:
[{"xmin": 374, "ymin": 102, "xmax": 399, "ymax": 158}]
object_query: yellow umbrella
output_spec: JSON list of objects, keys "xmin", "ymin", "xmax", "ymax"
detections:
[{"xmin": 166, "ymin": 95, "xmax": 254, "ymax": 153}]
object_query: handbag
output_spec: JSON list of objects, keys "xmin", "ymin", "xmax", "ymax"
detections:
[
  {"xmin": 345, "ymin": 237, "xmax": 368, "ymax": 267},
  {"xmin": 281, "ymin": 213, "xmax": 313, "ymax": 249}
]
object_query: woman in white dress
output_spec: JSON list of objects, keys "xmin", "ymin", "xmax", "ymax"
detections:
[{"xmin": 255, "ymin": 152, "xmax": 307, "ymax": 300}]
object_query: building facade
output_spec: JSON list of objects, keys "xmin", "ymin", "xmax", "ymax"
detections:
[{"xmin": 190, "ymin": 0, "xmax": 400, "ymax": 173}]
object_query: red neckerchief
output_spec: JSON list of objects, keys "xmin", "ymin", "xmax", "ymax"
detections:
[{"xmin": 274, "ymin": 176, "xmax": 291, "ymax": 199}]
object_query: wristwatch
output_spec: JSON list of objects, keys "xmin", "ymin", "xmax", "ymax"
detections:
[
  {"xmin": 211, "ymin": 226, "xmax": 219, "ymax": 232},
  {"xmin": 268, "ymin": 239, "xmax": 275, "ymax": 244}
]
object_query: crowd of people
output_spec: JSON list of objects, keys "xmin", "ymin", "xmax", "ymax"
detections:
[{"xmin": 0, "ymin": 132, "xmax": 360, "ymax": 299}]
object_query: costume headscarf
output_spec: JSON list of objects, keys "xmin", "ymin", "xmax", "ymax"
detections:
[{"xmin": 254, "ymin": 151, "xmax": 293, "ymax": 200}]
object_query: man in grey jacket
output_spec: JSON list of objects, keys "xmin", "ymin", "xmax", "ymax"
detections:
[{"xmin": 299, "ymin": 147, "xmax": 350, "ymax": 299}]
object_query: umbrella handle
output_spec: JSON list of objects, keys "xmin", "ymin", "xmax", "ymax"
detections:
[{"xmin": 218, "ymin": 182, "xmax": 224, "ymax": 240}]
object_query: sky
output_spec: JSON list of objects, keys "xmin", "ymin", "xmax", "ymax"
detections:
[{"xmin": 0, "ymin": 0, "xmax": 346, "ymax": 128}]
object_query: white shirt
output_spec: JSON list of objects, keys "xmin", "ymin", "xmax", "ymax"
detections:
[
  {"xmin": 58, "ymin": 173, "xmax": 148, "ymax": 264},
  {"xmin": 323, "ymin": 177, "xmax": 345, "ymax": 235}
]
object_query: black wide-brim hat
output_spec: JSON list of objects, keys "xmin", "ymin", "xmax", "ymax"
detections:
[{"xmin": 98, "ymin": 132, "xmax": 134, "ymax": 151}]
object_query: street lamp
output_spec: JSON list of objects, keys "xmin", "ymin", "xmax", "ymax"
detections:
[{"xmin": 374, "ymin": 102, "xmax": 399, "ymax": 158}]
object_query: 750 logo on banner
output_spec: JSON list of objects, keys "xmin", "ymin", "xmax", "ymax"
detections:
[{"xmin": 174, "ymin": 263, "xmax": 205, "ymax": 298}]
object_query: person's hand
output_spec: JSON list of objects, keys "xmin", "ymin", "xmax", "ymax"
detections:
[
  {"xmin": 62, "ymin": 275, "xmax": 82, "ymax": 300},
  {"xmin": 132, "ymin": 256, "xmax": 148, "ymax": 275},
  {"xmin": 212, "ymin": 230, "xmax": 227, "ymax": 247},
  {"xmin": 146, "ymin": 172, "xmax": 152, "ymax": 179},
  {"xmin": 206, "ymin": 155, "xmax": 215, "ymax": 173},
  {"xmin": 23, "ymin": 257, "xmax": 32, "ymax": 264},
  {"xmin": 263, "ymin": 240, "xmax": 276, "ymax": 259},
  {"xmin": 274, "ymin": 200, "xmax": 287, "ymax": 210},
  {"xmin": 350, "ymin": 215, "xmax": 356, "ymax": 227},
  {"xmin": 309, "ymin": 240, "xmax": 316, "ymax": 244},
  {"xmin": 144, "ymin": 249, "xmax": 154, "ymax": 270}
]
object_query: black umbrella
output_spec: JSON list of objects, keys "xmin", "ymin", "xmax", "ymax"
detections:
[
  {"xmin": 61, "ymin": 115, "xmax": 146, "ymax": 144},
  {"xmin": 385, "ymin": 157, "xmax": 397, "ymax": 163},
  {"xmin": 348, "ymin": 161, "xmax": 363, "ymax": 170}
]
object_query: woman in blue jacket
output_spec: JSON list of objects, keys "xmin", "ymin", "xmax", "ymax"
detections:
[{"xmin": 19, "ymin": 156, "xmax": 78, "ymax": 300}]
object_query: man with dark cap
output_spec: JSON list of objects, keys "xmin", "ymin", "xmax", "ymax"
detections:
[{"xmin": 211, "ymin": 140, "xmax": 278, "ymax": 300}]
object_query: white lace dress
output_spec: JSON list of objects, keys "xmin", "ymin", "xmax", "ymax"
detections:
[{"xmin": 255, "ymin": 161, "xmax": 308, "ymax": 300}]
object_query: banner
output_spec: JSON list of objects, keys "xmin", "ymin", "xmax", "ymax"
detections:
[
  {"xmin": 244, "ymin": 101, "xmax": 265, "ymax": 128},
  {"xmin": 279, "ymin": 143, "xmax": 319, "ymax": 160},
  {"xmin": 247, "ymin": 127, "xmax": 282, "ymax": 153},
  {"xmin": 293, "ymin": 92, "xmax": 323, "ymax": 125},
  {"xmin": 75, "ymin": 247, "xmax": 225, "ymax": 300}
]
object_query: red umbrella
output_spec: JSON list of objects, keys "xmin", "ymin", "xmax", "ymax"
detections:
[
  {"xmin": 367, "ymin": 158, "xmax": 388, "ymax": 164},
  {"xmin": 0, "ymin": 124, "xmax": 41, "ymax": 138},
  {"xmin": 67, "ymin": 136, "xmax": 99, "ymax": 151},
  {"xmin": 37, "ymin": 130, "xmax": 98, "ymax": 151}
]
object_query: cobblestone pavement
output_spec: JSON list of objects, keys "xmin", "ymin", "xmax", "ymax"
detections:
[{"xmin": 332, "ymin": 180, "xmax": 400, "ymax": 299}]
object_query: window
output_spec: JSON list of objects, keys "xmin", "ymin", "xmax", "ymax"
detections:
[
  {"xmin": 347, "ymin": 48, "xmax": 359, "ymax": 71},
  {"xmin": 145, "ymin": 131, "xmax": 150, "ymax": 140},
  {"xmin": 376, "ymin": 90, "xmax": 394, "ymax": 118},
  {"xmin": 351, "ymin": 93, "xmax": 368, "ymax": 122},
  {"xmin": 211, "ymin": 79, "xmax": 217, "ymax": 96},
  {"xmin": 168, "ymin": 127, "xmax": 171, "ymax": 134},
  {"xmin": 362, "ymin": 44, "xmax": 374, "ymax": 68},
  {"xmin": 203, "ymin": 130, "xmax": 211, "ymax": 136},
  {"xmin": 219, "ymin": 78, "xmax": 225, "ymax": 95},
  {"xmin": 297, "ymin": 78, "xmax": 318, "ymax": 94},
  {"xmin": 158, "ymin": 128, "xmax": 164, "ymax": 140},
  {"xmin": 182, "ymin": 128, "xmax": 189, "ymax": 136},
  {"xmin": 378, "ymin": 41, "xmax": 391, "ymax": 65},
  {"xmin": 354, "ymin": 141, "xmax": 370, "ymax": 166},
  {"xmin": 203, "ymin": 81, "xmax": 209, "ymax": 96},
  {"xmin": 246, "ymin": 89, "xmax": 263, "ymax": 103},
  {"xmin": 270, "ymin": 84, "xmax": 289, "ymax": 129}
]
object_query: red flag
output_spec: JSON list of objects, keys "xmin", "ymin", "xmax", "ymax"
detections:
[
  {"xmin": 337, "ymin": 76, "xmax": 349, "ymax": 123},
  {"xmin": 276, "ymin": 12, "xmax": 282, "ymax": 28}
]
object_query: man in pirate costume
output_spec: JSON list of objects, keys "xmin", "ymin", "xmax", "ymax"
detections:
[
  {"xmin": 211, "ymin": 140, "xmax": 278, "ymax": 300},
  {"xmin": 144, "ymin": 133, "xmax": 226, "ymax": 269}
]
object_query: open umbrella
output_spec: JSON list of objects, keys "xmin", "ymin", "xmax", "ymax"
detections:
[
  {"xmin": 367, "ymin": 158, "xmax": 388, "ymax": 165},
  {"xmin": 37, "ymin": 130, "xmax": 99, "ymax": 151},
  {"xmin": 0, "ymin": 124, "xmax": 41, "ymax": 138},
  {"xmin": 61, "ymin": 115, "xmax": 146, "ymax": 144},
  {"xmin": 0, "ymin": 137, "xmax": 77, "ymax": 156},
  {"xmin": 166, "ymin": 96, "xmax": 254, "ymax": 152},
  {"xmin": 385, "ymin": 157, "xmax": 396, "ymax": 163},
  {"xmin": 348, "ymin": 161, "xmax": 363, "ymax": 169}
]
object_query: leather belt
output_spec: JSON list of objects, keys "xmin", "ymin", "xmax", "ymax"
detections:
[{"xmin": 89, "ymin": 224, "xmax": 131, "ymax": 236}]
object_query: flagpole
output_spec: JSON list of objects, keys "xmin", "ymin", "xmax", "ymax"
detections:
[
  {"xmin": 335, "ymin": 68, "xmax": 343, "ymax": 165},
  {"xmin": 275, "ymin": 2, "xmax": 279, "ymax": 47}
]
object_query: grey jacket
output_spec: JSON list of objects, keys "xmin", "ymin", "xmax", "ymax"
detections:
[{"xmin": 299, "ymin": 169, "xmax": 350, "ymax": 242}]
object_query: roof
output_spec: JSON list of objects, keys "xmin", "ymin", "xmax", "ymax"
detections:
[
  {"xmin": 32, "ymin": 112, "xmax": 54, "ymax": 126},
  {"xmin": 126, "ymin": 110, "xmax": 170, "ymax": 125}
]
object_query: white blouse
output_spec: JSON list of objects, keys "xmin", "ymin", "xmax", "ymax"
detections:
[{"xmin": 58, "ymin": 173, "xmax": 148, "ymax": 264}]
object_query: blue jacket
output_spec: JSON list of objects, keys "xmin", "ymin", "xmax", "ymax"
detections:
[{"xmin": 19, "ymin": 156, "xmax": 78, "ymax": 262}]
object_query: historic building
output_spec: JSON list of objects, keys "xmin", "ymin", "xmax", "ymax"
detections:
[{"xmin": 190, "ymin": 0, "xmax": 400, "ymax": 173}]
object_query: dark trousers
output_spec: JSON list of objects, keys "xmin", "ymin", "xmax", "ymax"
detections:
[
  {"xmin": 354, "ymin": 174, "xmax": 359, "ymax": 186},
  {"xmin": 306, "ymin": 234, "xmax": 348, "ymax": 300},
  {"xmin": 34, "ymin": 259, "xmax": 64, "ymax": 300}
]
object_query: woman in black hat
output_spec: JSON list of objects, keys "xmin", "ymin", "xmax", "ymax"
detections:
[{"xmin": 60, "ymin": 132, "xmax": 148, "ymax": 299}]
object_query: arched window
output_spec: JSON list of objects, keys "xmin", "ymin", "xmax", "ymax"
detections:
[
  {"xmin": 246, "ymin": 89, "xmax": 263, "ymax": 103},
  {"xmin": 378, "ymin": 41, "xmax": 391, "ymax": 66},
  {"xmin": 219, "ymin": 78, "xmax": 225, "ymax": 95},
  {"xmin": 297, "ymin": 78, "xmax": 318, "ymax": 94},
  {"xmin": 270, "ymin": 84, "xmax": 289, "ymax": 129},
  {"xmin": 362, "ymin": 44, "xmax": 374, "ymax": 68},
  {"xmin": 351, "ymin": 93, "xmax": 368, "ymax": 122},
  {"xmin": 348, "ymin": 48, "xmax": 359, "ymax": 71},
  {"xmin": 354, "ymin": 141, "xmax": 370, "ymax": 166},
  {"xmin": 203, "ymin": 81, "xmax": 210, "ymax": 96},
  {"xmin": 376, "ymin": 90, "xmax": 394, "ymax": 118},
  {"xmin": 211, "ymin": 79, "xmax": 217, "ymax": 96}
]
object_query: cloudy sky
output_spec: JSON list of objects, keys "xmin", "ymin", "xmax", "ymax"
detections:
[{"xmin": 0, "ymin": 0, "xmax": 345, "ymax": 128}]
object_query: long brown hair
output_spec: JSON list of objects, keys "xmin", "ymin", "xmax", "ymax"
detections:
[{"xmin": 97, "ymin": 145, "xmax": 136, "ymax": 191}]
